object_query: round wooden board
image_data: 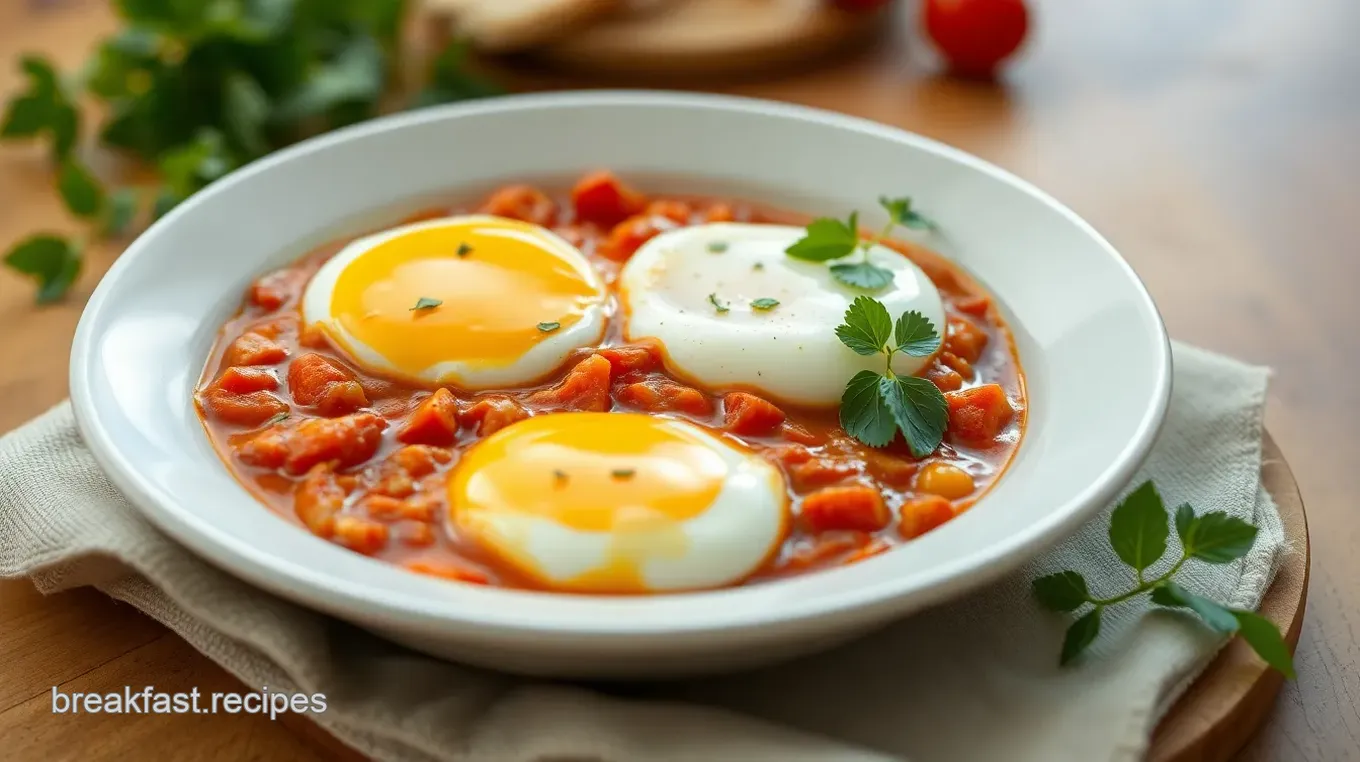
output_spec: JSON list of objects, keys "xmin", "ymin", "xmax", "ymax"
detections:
[
  {"xmin": 284, "ymin": 433, "xmax": 1308, "ymax": 762},
  {"xmin": 1147, "ymin": 432, "xmax": 1310, "ymax": 762}
]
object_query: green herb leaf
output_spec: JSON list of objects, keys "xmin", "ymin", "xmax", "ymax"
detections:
[
  {"xmin": 58, "ymin": 160, "xmax": 105, "ymax": 219},
  {"xmin": 224, "ymin": 71, "xmax": 270, "ymax": 158},
  {"xmin": 411, "ymin": 296, "xmax": 442, "ymax": 311},
  {"xmin": 894, "ymin": 310, "xmax": 942, "ymax": 357},
  {"xmin": 102, "ymin": 188, "xmax": 140, "ymax": 237},
  {"xmin": 413, "ymin": 41, "xmax": 506, "ymax": 107},
  {"xmin": 830, "ymin": 261, "xmax": 894, "ymax": 290},
  {"xmin": 707, "ymin": 240, "xmax": 728, "ymax": 253},
  {"xmin": 1233, "ymin": 610, "xmax": 1296, "ymax": 679},
  {"xmin": 878, "ymin": 195, "xmax": 936, "ymax": 230},
  {"xmin": 750, "ymin": 298, "xmax": 780, "ymax": 311},
  {"xmin": 4, "ymin": 234, "xmax": 82, "ymax": 304},
  {"xmin": 159, "ymin": 129, "xmax": 234, "ymax": 198},
  {"xmin": 553, "ymin": 469, "xmax": 568, "ymax": 483},
  {"xmin": 834, "ymin": 295, "xmax": 893, "ymax": 356},
  {"xmin": 151, "ymin": 186, "xmax": 179, "ymax": 221},
  {"xmin": 708, "ymin": 293, "xmax": 730, "ymax": 314},
  {"xmin": 274, "ymin": 36, "xmax": 385, "ymax": 123},
  {"xmin": 839, "ymin": 370, "xmax": 897, "ymax": 448},
  {"xmin": 1, "ymin": 96, "xmax": 52, "ymax": 138},
  {"xmin": 785, "ymin": 215, "xmax": 859, "ymax": 262},
  {"xmin": 1153, "ymin": 582, "xmax": 1239, "ymax": 634},
  {"xmin": 1108, "ymin": 481, "xmax": 1169, "ymax": 573},
  {"xmin": 537, "ymin": 321, "xmax": 561, "ymax": 332},
  {"xmin": 1060, "ymin": 609, "xmax": 1101, "ymax": 665},
  {"xmin": 456, "ymin": 242, "xmax": 472, "ymax": 257},
  {"xmin": 1033, "ymin": 571, "xmax": 1090, "ymax": 612},
  {"xmin": 878, "ymin": 374, "xmax": 948, "ymax": 457},
  {"xmin": 1, "ymin": 56, "xmax": 80, "ymax": 160},
  {"xmin": 1178, "ymin": 509, "xmax": 1259, "ymax": 564},
  {"xmin": 611, "ymin": 468, "xmax": 636, "ymax": 479}
]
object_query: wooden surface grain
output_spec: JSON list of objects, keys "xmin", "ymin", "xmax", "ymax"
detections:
[{"xmin": 1, "ymin": 0, "xmax": 1357, "ymax": 759}]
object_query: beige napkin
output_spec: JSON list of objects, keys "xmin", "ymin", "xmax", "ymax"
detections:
[{"xmin": 0, "ymin": 342, "xmax": 1286, "ymax": 762}]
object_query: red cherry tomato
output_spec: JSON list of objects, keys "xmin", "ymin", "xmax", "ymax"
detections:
[
  {"xmin": 834, "ymin": 0, "xmax": 892, "ymax": 10},
  {"xmin": 924, "ymin": 0, "xmax": 1030, "ymax": 78}
]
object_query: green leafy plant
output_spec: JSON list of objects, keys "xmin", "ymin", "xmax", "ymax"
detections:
[
  {"xmin": 785, "ymin": 196, "xmax": 937, "ymax": 291},
  {"xmin": 2, "ymin": 0, "xmax": 503, "ymax": 303},
  {"xmin": 1033, "ymin": 480, "xmax": 1294, "ymax": 676},
  {"xmin": 834, "ymin": 295, "xmax": 948, "ymax": 457}
]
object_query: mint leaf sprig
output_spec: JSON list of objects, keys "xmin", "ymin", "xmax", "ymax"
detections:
[
  {"xmin": 835, "ymin": 296, "xmax": 948, "ymax": 457},
  {"xmin": 1033, "ymin": 481, "xmax": 1295, "ymax": 677},
  {"xmin": 785, "ymin": 196, "xmax": 937, "ymax": 291}
]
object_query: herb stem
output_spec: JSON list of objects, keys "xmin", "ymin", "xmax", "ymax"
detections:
[{"xmin": 1088, "ymin": 553, "xmax": 1189, "ymax": 606}]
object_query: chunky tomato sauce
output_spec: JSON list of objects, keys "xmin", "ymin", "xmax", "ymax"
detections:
[{"xmin": 196, "ymin": 171, "xmax": 1027, "ymax": 590}]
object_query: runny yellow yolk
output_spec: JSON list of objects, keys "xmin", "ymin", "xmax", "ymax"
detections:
[
  {"xmin": 448, "ymin": 413, "xmax": 736, "ymax": 592},
  {"xmin": 328, "ymin": 217, "xmax": 604, "ymax": 381}
]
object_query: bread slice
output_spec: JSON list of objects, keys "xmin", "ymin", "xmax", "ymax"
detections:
[{"xmin": 432, "ymin": 0, "xmax": 626, "ymax": 52}]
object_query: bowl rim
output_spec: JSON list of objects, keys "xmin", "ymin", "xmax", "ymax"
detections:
[{"xmin": 70, "ymin": 90, "xmax": 1172, "ymax": 638}]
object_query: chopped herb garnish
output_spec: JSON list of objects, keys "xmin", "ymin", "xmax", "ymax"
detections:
[
  {"xmin": 785, "ymin": 196, "xmax": 937, "ymax": 291},
  {"xmin": 835, "ymin": 296, "xmax": 946, "ymax": 456},
  {"xmin": 750, "ymin": 297, "xmax": 780, "ymax": 311},
  {"xmin": 753, "ymin": 262, "xmax": 765, "ymax": 270},
  {"xmin": 537, "ymin": 321, "xmax": 561, "ymax": 332},
  {"xmin": 411, "ymin": 296, "xmax": 442, "ymax": 311},
  {"xmin": 553, "ymin": 469, "xmax": 568, "ymax": 484},
  {"xmin": 263, "ymin": 412, "xmax": 289, "ymax": 427},
  {"xmin": 456, "ymin": 242, "xmax": 472, "ymax": 257},
  {"xmin": 707, "ymin": 240, "xmax": 728, "ymax": 253},
  {"xmin": 611, "ymin": 468, "xmax": 636, "ymax": 479},
  {"xmin": 708, "ymin": 293, "xmax": 730, "ymax": 314}
]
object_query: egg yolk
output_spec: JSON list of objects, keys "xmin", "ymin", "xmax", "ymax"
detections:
[{"xmin": 327, "ymin": 217, "xmax": 604, "ymax": 382}]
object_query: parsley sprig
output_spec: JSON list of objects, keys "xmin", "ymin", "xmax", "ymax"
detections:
[
  {"xmin": 835, "ymin": 296, "xmax": 947, "ymax": 457},
  {"xmin": 785, "ymin": 196, "xmax": 937, "ymax": 291},
  {"xmin": 1034, "ymin": 481, "xmax": 1294, "ymax": 677}
]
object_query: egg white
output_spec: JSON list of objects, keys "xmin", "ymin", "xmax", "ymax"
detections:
[
  {"xmin": 302, "ymin": 215, "xmax": 607, "ymax": 388},
  {"xmin": 453, "ymin": 418, "xmax": 788, "ymax": 592},
  {"xmin": 619, "ymin": 222, "xmax": 947, "ymax": 406}
]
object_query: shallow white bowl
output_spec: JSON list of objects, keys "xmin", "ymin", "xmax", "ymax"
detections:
[{"xmin": 70, "ymin": 92, "xmax": 1170, "ymax": 678}]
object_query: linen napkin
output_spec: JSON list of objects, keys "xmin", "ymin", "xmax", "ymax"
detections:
[{"xmin": 0, "ymin": 342, "xmax": 1286, "ymax": 762}]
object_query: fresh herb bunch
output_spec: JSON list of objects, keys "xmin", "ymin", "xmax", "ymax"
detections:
[
  {"xmin": 1, "ymin": 0, "xmax": 502, "ymax": 304},
  {"xmin": 835, "ymin": 296, "xmax": 949, "ymax": 457},
  {"xmin": 785, "ymin": 195, "xmax": 936, "ymax": 290},
  {"xmin": 1033, "ymin": 481, "xmax": 1294, "ymax": 676}
]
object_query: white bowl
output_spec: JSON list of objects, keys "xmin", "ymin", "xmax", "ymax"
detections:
[{"xmin": 70, "ymin": 92, "xmax": 1170, "ymax": 678}]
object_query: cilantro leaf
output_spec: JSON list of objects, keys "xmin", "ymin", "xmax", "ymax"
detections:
[
  {"xmin": 1, "ymin": 96, "xmax": 51, "ymax": 137},
  {"xmin": 102, "ymin": 188, "xmax": 139, "ymax": 237},
  {"xmin": 835, "ymin": 295, "xmax": 893, "ymax": 355},
  {"xmin": 1033, "ymin": 571, "xmax": 1090, "ymax": 612},
  {"xmin": 1108, "ymin": 481, "xmax": 1169, "ymax": 573},
  {"xmin": 879, "ymin": 374, "xmax": 948, "ymax": 457},
  {"xmin": 839, "ymin": 370, "xmax": 897, "ymax": 447},
  {"xmin": 708, "ymin": 293, "xmax": 730, "ymax": 314},
  {"xmin": 1152, "ymin": 581, "xmax": 1238, "ymax": 633},
  {"xmin": 1060, "ymin": 609, "xmax": 1101, "ymax": 665},
  {"xmin": 750, "ymin": 297, "xmax": 780, "ymax": 311},
  {"xmin": 830, "ymin": 261, "xmax": 894, "ymax": 290},
  {"xmin": 4, "ymin": 234, "xmax": 82, "ymax": 303},
  {"xmin": 537, "ymin": 321, "xmax": 561, "ymax": 332},
  {"xmin": 1178, "ymin": 509, "xmax": 1259, "ymax": 563},
  {"xmin": 878, "ymin": 195, "xmax": 936, "ymax": 230},
  {"xmin": 894, "ymin": 310, "xmax": 941, "ymax": 357},
  {"xmin": 785, "ymin": 215, "xmax": 859, "ymax": 262},
  {"xmin": 1, "ymin": 56, "xmax": 80, "ymax": 160},
  {"xmin": 410, "ymin": 297, "xmax": 442, "ymax": 310},
  {"xmin": 58, "ymin": 159, "xmax": 105, "ymax": 218},
  {"xmin": 1233, "ymin": 610, "xmax": 1296, "ymax": 679}
]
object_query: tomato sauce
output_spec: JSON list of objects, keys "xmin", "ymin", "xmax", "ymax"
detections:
[{"xmin": 196, "ymin": 171, "xmax": 1027, "ymax": 590}]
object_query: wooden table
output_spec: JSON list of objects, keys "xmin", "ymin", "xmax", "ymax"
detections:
[{"xmin": 2, "ymin": 1, "xmax": 1357, "ymax": 759}]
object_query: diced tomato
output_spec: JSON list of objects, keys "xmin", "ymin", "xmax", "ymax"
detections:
[
  {"xmin": 780, "ymin": 422, "xmax": 824, "ymax": 446},
  {"xmin": 367, "ymin": 444, "xmax": 452, "ymax": 497},
  {"xmin": 864, "ymin": 451, "xmax": 918, "ymax": 489},
  {"xmin": 571, "ymin": 170, "xmax": 646, "ymax": 226},
  {"xmin": 226, "ymin": 332, "xmax": 288, "ymax": 366},
  {"xmin": 703, "ymin": 203, "xmax": 736, "ymax": 223},
  {"xmin": 287, "ymin": 353, "xmax": 368, "ymax": 416},
  {"xmin": 459, "ymin": 395, "xmax": 530, "ymax": 436},
  {"xmin": 478, "ymin": 184, "xmax": 557, "ymax": 226},
  {"xmin": 598, "ymin": 340, "xmax": 664, "ymax": 376},
  {"xmin": 239, "ymin": 412, "xmax": 387, "ymax": 474},
  {"xmin": 723, "ymin": 392, "xmax": 786, "ymax": 436},
  {"xmin": 298, "ymin": 322, "xmax": 331, "ymax": 350},
  {"xmin": 596, "ymin": 214, "xmax": 677, "ymax": 262},
  {"xmin": 332, "ymin": 515, "xmax": 389, "ymax": 555},
  {"xmin": 213, "ymin": 366, "xmax": 278, "ymax": 394},
  {"xmin": 527, "ymin": 354, "xmax": 612, "ymax": 412},
  {"xmin": 845, "ymin": 538, "xmax": 892, "ymax": 564},
  {"xmin": 248, "ymin": 269, "xmax": 305, "ymax": 311},
  {"xmin": 924, "ymin": 363, "xmax": 964, "ymax": 392},
  {"xmin": 644, "ymin": 199, "xmax": 692, "ymax": 224},
  {"xmin": 946, "ymin": 316, "xmax": 988, "ymax": 363},
  {"xmin": 395, "ymin": 521, "xmax": 436, "ymax": 548},
  {"xmin": 405, "ymin": 561, "xmax": 491, "ymax": 585},
  {"xmin": 953, "ymin": 294, "xmax": 991, "ymax": 316},
  {"xmin": 945, "ymin": 384, "xmax": 1015, "ymax": 447},
  {"xmin": 774, "ymin": 533, "xmax": 872, "ymax": 574},
  {"xmin": 616, "ymin": 375, "xmax": 713, "ymax": 417},
  {"xmin": 360, "ymin": 494, "xmax": 408, "ymax": 519},
  {"xmin": 939, "ymin": 351, "xmax": 973, "ymax": 378},
  {"xmin": 764, "ymin": 443, "xmax": 814, "ymax": 467},
  {"xmin": 553, "ymin": 225, "xmax": 587, "ymax": 248},
  {"xmin": 898, "ymin": 495, "xmax": 956, "ymax": 539},
  {"xmin": 789, "ymin": 457, "xmax": 861, "ymax": 492},
  {"xmin": 800, "ymin": 484, "xmax": 890, "ymax": 533},
  {"xmin": 199, "ymin": 388, "xmax": 288, "ymax": 427},
  {"xmin": 396, "ymin": 388, "xmax": 460, "ymax": 445},
  {"xmin": 294, "ymin": 464, "xmax": 346, "ymax": 536}
]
